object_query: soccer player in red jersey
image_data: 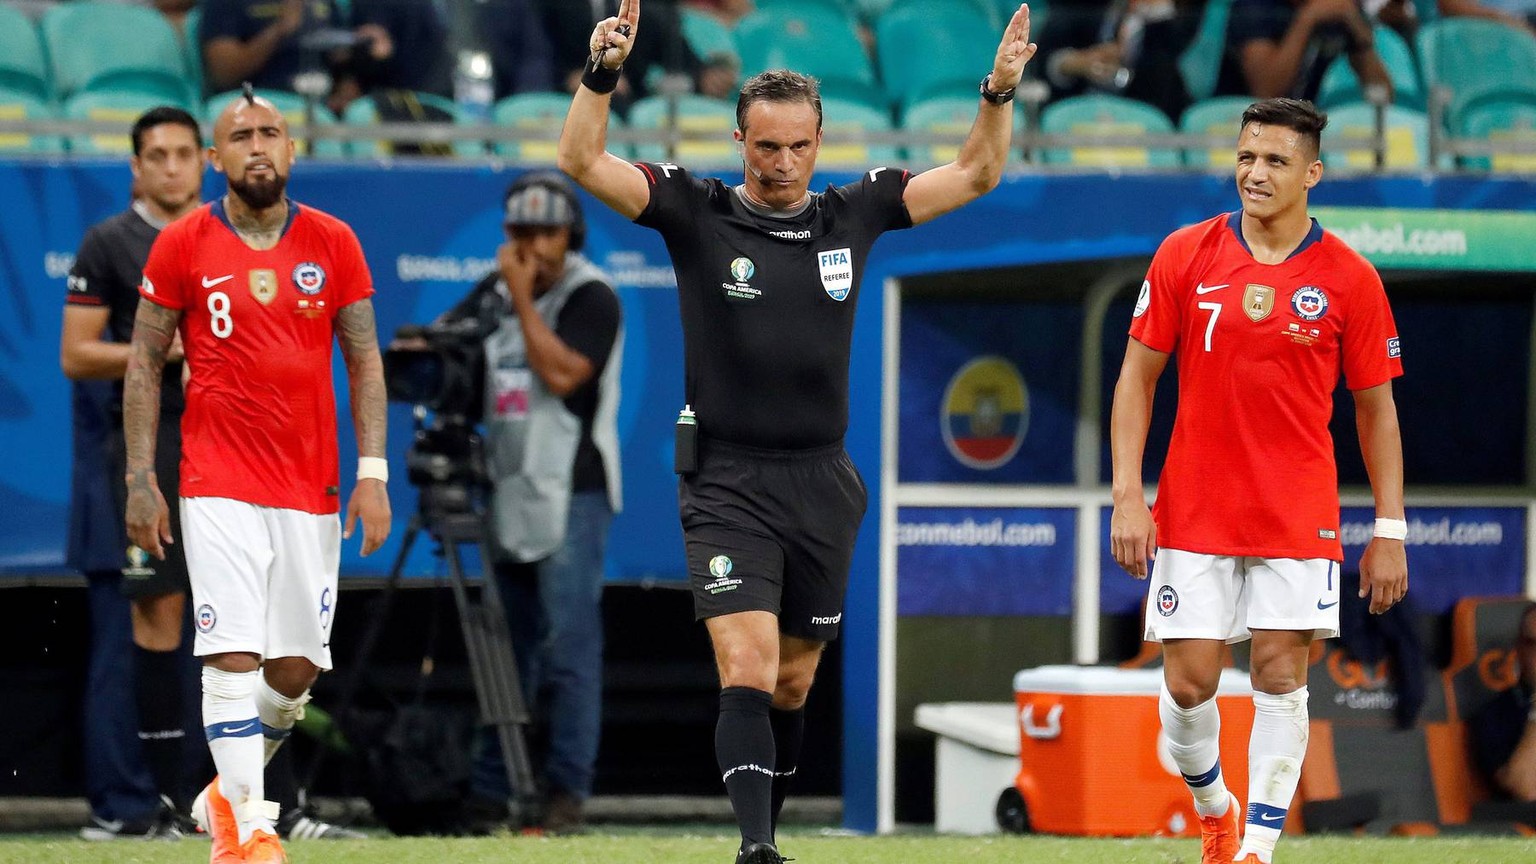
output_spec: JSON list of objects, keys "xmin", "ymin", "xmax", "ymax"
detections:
[
  {"xmin": 1110, "ymin": 98, "xmax": 1408, "ymax": 864},
  {"xmin": 123, "ymin": 88, "xmax": 391, "ymax": 864}
]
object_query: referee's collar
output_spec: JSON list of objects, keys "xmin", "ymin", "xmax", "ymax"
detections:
[
  {"xmin": 212, "ymin": 196, "xmax": 299, "ymax": 241},
  {"xmin": 1227, "ymin": 210, "xmax": 1323, "ymax": 261}
]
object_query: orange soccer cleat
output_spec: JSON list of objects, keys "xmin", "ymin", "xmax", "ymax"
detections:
[
  {"xmin": 194, "ymin": 778, "xmax": 242, "ymax": 864},
  {"xmin": 242, "ymin": 828, "xmax": 290, "ymax": 864},
  {"xmin": 1197, "ymin": 793, "xmax": 1242, "ymax": 864},
  {"xmin": 1234, "ymin": 855, "xmax": 1266, "ymax": 864}
]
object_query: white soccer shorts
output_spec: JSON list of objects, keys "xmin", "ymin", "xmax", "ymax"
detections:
[
  {"xmin": 182, "ymin": 496, "xmax": 341, "ymax": 669},
  {"xmin": 1142, "ymin": 548, "xmax": 1341, "ymax": 643}
]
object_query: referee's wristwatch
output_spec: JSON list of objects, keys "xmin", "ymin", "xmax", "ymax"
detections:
[{"xmin": 979, "ymin": 73, "xmax": 1016, "ymax": 105}]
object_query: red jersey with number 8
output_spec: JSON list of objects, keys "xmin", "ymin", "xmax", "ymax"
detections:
[
  {"xmin": 139, "ymin": 200, "xmax": 373, "ymax": 514},
  {"xmin": 1129, "ymin": 212, "xmax": 1402, "ymax": 560}
]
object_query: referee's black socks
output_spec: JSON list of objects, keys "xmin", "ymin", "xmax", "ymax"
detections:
[
  {"xmin": 134, "ymin": 645, "xmax": 187, "ymax": 809},
  {"xmin": 769, "ymin": 704, "xmax": 805, "ymax": 838},
  {"xmin": 717, "ymin": 686, "xmax": 775, "ymax": 848}
]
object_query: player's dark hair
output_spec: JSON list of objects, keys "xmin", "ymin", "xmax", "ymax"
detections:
[
  {"xmin": 131, "ymin": 106, "xmax": 203, "ymax": 156},
  {"xmin": 736, "ymin": 70, "xmax": 822, "ymax": 133},
  {"xmin": 1241, "ymin": 98, "xmax": 1328, "ymax": 159}
]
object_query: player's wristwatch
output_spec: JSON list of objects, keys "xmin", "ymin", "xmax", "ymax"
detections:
[{"xmin": 979, "ymin": 73, "xmax": 1016, "ymax": 105}]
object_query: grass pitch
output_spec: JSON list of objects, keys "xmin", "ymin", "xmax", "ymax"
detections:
[{"xmin": 6, "ymin": 829, "xmax": 1536, "ymax": 864}]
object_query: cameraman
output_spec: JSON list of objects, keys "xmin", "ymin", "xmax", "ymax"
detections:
[{"xmin": 438, "ymin": 173, "xmax": 623, "ymax": 833}]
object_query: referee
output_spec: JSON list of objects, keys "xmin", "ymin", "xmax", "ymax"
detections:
[{"xmin": 558, "ymin": 2, "xmax": 1039, "ymax": 861}]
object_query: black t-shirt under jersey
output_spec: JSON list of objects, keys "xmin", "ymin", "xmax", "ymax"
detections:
[{"xmin": 635, "ymin": 163, "xmax": 913, "ymax": 450}]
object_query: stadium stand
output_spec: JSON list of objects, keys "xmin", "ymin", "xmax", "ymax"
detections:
[
  {"xmin": 734, "ymin": 0, "xmax": 879, "ymax": 108},
  {"xmin": 1320, "ymin": 102, "xmax": 1433, "ymax": 170},
  {"xmin": 1416, "ymin": 19, "xmax": 1536, "ymax": 130},
  {"xmin": 875, "ymin": 0, "xmax": 997, "ymax": 110},
  {"xmin": 343, "ymin": 90, "xmax": 485, "ymax": 158},
  {"xmin": 63, "ymin": 89, "xmax": 193, "ymax": 154},
  {"xmin": 818, "ymin": 95, "xmax": 901, "ymax": 164},
  {"xmin": 0, "ymin": 3, "xmax": 49, "ymax": 102},
  {"xmin": 1458, "ymin": 94, "xmax": 1536, "ymax": 172},
  {"xmin": 1316, "ymin": 24, "xmax": 1424, "ymax": 110},
  {"xmin": 902, "ymin": 93, "xmax": 1022, "ymax": 165},
  {"xmin": 205, "ymin": 88, "xmax": 345, "ymax": 158},
  {"xmin": 1178, "ymin": 95, "xmax": 1254, "ymax": 169},
  {"xmin": 628, "ymin": 92, "xmax": 737, "ymax": 162},
  {"xmin": 40, "ymin": 2, "xmax": 195, "ymax": 106},
  {"xmin": 492, "ymin": 91, "xmax": 615, "ymax": 163},
  {"xmin": 680, "ymin": 4, "xmax": 743, "ymax": 72},
  {"xmin": 0, "ymin": 87, "xmax": 61, "ymax": 154},
  {"xmin": 1038, "ymin": 93, "xmax": 1179, "ymax": 168},
  {"xmin": 1178, "ymin": 0, "xmax": 1233, "ymax": 103}
]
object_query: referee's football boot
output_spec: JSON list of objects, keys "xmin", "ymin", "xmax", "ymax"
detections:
[
  {"xmin": 737, "ymin": 841, "xmax": 790, "ymax": 864},
  {"xmin": 1197, "ymin": 792, "xmax": 1242, "ymax": 864}
]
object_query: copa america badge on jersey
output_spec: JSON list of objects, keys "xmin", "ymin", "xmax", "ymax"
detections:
[
  {"xmin": 729, "ymin": 257, "xmax": 755, "ymax": 283},
  {"xmin": 292, "ymin": 262, "xmax": 326, "ymax": 295},
  {"xmin": 941, "ymin": 356, "xmax": 1029, "ymax": 470},
  {"xmin": 1156, "ymin": 585, "xmax": 1179, "ymax": 617},
  {"xmin": 196, "ymin": 604, "xmax": 218, "ymax": 633},
  {"xmin": 1291, "ymin": 285, "xmax": 1328, "ymax": 321}
]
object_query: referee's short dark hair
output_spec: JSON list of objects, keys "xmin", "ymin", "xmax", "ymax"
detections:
[
  {"xmin": 736, "ymin": 70, "xmax": 822, "ymax": 133},
  {"xmin": 131, "ymin": 106, "xmax": 203, "ymax": 156},
  {"xmin": 1241, "ymin": 98, "xmax": 1328, "ymax": 159}
]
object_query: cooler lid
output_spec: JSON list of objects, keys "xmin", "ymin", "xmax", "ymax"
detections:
[{"xmin": 913, "ymin": 702, "xmax": 1021, "ymax": 755}]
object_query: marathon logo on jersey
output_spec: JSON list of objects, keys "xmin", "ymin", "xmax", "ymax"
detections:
[
  {"xmin": 1243, "ymin": 284, "xmax": 1275, "ymax": 322},
  {"xmin": 810, "ymin": 613, "xmax": 842, "ymax": 626},
  {"xmin": 68, "ymin": 275, "xmax": 88, "ymax": 293},
  {"xmin": 1156, "ymin": 585, "xmax": 1179, "ymax": 617},
  {"xmin": 292, "ymin": 262, "xmax": 326, "ymax": 295},
  {"xmin": 1133, "ymin": 280, "xmax": 1151, "ymax": 318},
  {"xmin": 722, "ymin": 257, "xmax": 762, "ymax": 302},
  {"xmin": 1291, "ymin": 285, "xmax": 1329, "ymax": 321},
  {"xmin": 817, "ymin": 247, "xmax": 853, "ymax": 301},
  {"xmin": 1387, "ymin": 336, "xmax": 1401, "ymax": 359},
  {"xmin": 249, "ymin": 269, "xmax": 278, "ymax": 305},
  {"xmin": 196, "ymin": 604, "xmax": 218, "ymax": 633}
]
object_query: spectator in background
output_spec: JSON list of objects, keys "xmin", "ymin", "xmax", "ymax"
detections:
[
  {"xmin": 1470, "ymin": 603, "xmax": 1536, "ymax": 805},
  {"xmin": 475, "ymin": 0, "xmax": 558, "ymax": 100},
  {"xmin": 1436, "ymin": 0, "xmax": 1536, "ymax": 34},
  {"xmin": 331, "ymin": 0, "xmax": 453, "ymax": 110},
  {"xmin": 1215, "ymin": 0, "xmax": 1394, "ymax": 103},
  {"xmin": 1039, "ymin": 0, "xmax": 1201, "ymax": 121}
]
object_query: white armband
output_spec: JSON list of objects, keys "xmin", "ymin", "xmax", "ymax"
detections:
[
  {"xmin": 1373, "ymin": 518, "xmax": 1407, "ymax": 540},
  {"xmin": 357, "ymin": 456, "xmax": 389, "ymax": 483}
]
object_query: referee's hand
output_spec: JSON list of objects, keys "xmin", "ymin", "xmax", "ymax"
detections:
[
  {"xmin": 125, "ymin": 476, "xmax": 173, "ymax": 560},
  {"xmin": 1110, "ymin": 499, "xmax": 1158, "ymax": 579},
  {"xmin": 590, "ymin": 0, "xmax": 639, "ymax": 72},
  {"xmin": 988, "ymin": 4, "xmax": 1039, "ymax": 93}
]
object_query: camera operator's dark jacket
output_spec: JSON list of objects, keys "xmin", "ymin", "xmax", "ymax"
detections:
[{"xmin": 437, "ymin": 254, "xmax": 622, "ymax": 562}]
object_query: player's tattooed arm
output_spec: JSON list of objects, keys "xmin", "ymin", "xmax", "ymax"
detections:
[
  {"xmin": 337, "ymin": 298, "xmax": 387, "ymax": 458},
  {"xmin": 123, "ymin": 300, "xmax": 181, "ymax": 558}
]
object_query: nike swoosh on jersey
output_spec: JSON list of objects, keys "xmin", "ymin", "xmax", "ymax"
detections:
[
  {"xmin": 1194, "ymin": 283, "xmax": 1230, "ymax": 294},
  {"xmin": 202, "ymin": 274, "xmax": 234, "ymax": 288},
  {"xmin": 1317, "ymin": 599, "xmax": 1339, "ymax": 610}
]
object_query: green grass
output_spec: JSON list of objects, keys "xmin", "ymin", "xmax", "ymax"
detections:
[{"xmin": 5, "ymin": 830, "xmax": 1536, "ymax": 864}]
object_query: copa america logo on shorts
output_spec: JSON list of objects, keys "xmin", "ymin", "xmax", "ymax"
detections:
[
  {"xmin": 1156, "ymin": 585, "xmax": 1179, "ymax": 617},
  {"xmin": 196, "ymin": 604, "xmax": 218, "ymax": 633},
  {"xmin": 709, "ymin": 555, "xmax": 733, "ymax": 578},
  {"xmin": 292, "ymin": 261, "xmax": 326, "ymax": 295}
]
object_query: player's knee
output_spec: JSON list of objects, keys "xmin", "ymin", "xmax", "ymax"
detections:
[
  {"xmin": 1164, "ymin": 676, "xmax": 1217, "ymax": 708},
  {"xmin": 205, "ymin": 652, "xmax": 260, "ymax": 674},
  {"xmin": 716, "ymin": 644, "xmax": 776, "ymax": 691},
  {"xmin": 129, "ymin": 593, "xmax": 185, "ymax": 651},
  {"xmin": 773, "ymin": 669, "xmax": 816, "ymax": 709},
  {"xmin": 263, "ymin": 656, "xmax": 321, "ymax": 697}
]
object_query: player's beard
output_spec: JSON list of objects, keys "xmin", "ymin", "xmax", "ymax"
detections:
[{"xmin": 229, "ymin": 169, "xmax": 288, "ymax": 211}]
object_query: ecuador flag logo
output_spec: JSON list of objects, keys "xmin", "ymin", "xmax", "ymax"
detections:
[{"xmin": 941, "ymin": 356, "xmax": 1029, "ymax": 470}]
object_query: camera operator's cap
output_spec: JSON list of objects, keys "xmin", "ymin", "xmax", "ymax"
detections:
[{"xmin": 503, "ymin": 182, "xmax": 577, "ymax": 229}]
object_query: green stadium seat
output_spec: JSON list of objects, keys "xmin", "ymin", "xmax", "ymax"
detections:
[
  {"xmin": 1178, "ymin": 96, "xmax": 1253, "ymax": 169},
  {"xmin": 628, "ymin": 93, "xmax": 738, "ymax": 163},
  {"xmin": 1320, "ymin": 102, "xmax": 1431, "ymax": 169},
  {"xmin": 681, "ymin": 7, "xmax": 742, "ymax": 71},
  {"xmin": 343, "ymin": 91, "xmax": 486, "ymax": 158},
  {"xmin": 64, "ymin": 90, "xmax": 192, "ymax": 155},
  {"xmin": 818, "ymin": 96, "xmax": 900, "ymax": 165},
  {"xmin": 205, "ymin": 89, "xmax": 345, "ymax": 158},
  {"xmin": 1457, "ymin": 94, "xmax": 1536, "ymax": 172},
  {"xmin": 1416, "ymin": 19, "xmax": 1536, "ymax": 127},
  {"xmin": 1317, "ymin": 25, "xmax": 1423, "ymax": 110},
  {"xmin": 183, "ymin": 7, "xmax": 204, "ymax": 101},
  {"xmin": 735, "ymin": 2, "xmax": 878, "ymax": 107},
  {"xmin": 1178, "ymin": 0, "xmax": 1232, "ymax": 102},
  {"xmin": 902, "ymin": 93, "xmax": 1023, "ymax": 165},
  {"xmin": 0, "ymin": 87, "xmax": 63, "ymax": 154},
  {"xmin": 876, "ymin": 0, "xmax": 997, "ymax": 111},
  {"xmin": 1038, "ymin": 94, "xmax": 1178, "ymax": 167},
  {"xmin": 0, "ymin": 5, "xmax": 50, "ymax": 101},
  {"xmin": 876, "ymin": 0, "xmax": 1006, "ymax": 27},
  {"xmin": 490, "ymin": 92, "xmax": 615, "ymax": 162},
  {"xmin": 41, "ymin": 2, "xmax": 194, "ymax": 105}
]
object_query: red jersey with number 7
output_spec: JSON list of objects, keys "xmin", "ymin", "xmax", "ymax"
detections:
[
  {"xmin": 1128, "ymin": 212, "xmax": 1402, "ymax": 561},
  {"xmin": 139, "ymin": 199, "xmax": 373, "ymax": 514}
]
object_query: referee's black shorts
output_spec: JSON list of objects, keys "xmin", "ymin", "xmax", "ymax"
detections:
[
  {"xmin": 108, "ymin": 413, "xmax": 189, "ymax": 599},
  {"xmin": 680, "ymin": 438, "xmax": 867, "ymax": 642}
]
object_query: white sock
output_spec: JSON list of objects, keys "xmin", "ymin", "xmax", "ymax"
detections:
[
  {"xmin": 255, "ymin": 678, "xmax": 309, "ymax": 766},
  {"xmin": 202, "ymin": 666, "xmax": 273, "ymax": 843},
  {"xmin": 1159, "ymin": 683, "xmax": 1231, "ymax": 818},
  {"xmin": 1239, "ymin": 687, "xmax": 1310, "ymax": 863}
]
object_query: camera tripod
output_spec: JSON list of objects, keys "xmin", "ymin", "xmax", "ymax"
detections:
[{"xmin": 318, "ymin": 496, "xmax": 540, "ymax": 828}]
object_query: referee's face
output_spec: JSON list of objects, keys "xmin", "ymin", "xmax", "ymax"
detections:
[
  {"xmin": 737, "ymin": 100, "xmax": 822, "ymax": 209},
  {"xmin": 130, "ymin": 123, "xmax": 203, "ymax": 215}
]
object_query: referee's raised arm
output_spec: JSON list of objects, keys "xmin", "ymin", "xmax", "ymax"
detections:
[
  {"xmin": 558, "ymin": 0, "xmax": 651, "ymax": 220},
  {"xmin": 902, "ymin": 3, "xmax": 1037, "ymax": 225}
]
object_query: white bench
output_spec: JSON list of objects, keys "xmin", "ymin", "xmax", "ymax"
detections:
[{"xmin": 913, "ymin": 702, "xmax": 1020, "ymax": 834}]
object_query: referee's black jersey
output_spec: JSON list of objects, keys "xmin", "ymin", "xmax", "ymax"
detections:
[
  {"xmin": 635, "ymin": 162, "xmax": 912, "ymax": 450},
  {"xmin": 65, "ymin": 207, "xmax": 184, "ymax": 414}
]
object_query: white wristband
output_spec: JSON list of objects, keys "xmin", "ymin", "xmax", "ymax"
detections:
[
  {"xmin": 1373, "ymin": 517, "xmax": 1408, "ymax": 540},
  {"xmin": 357, "ymin": 456, "xmax": 389, "ymax": 483}
]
